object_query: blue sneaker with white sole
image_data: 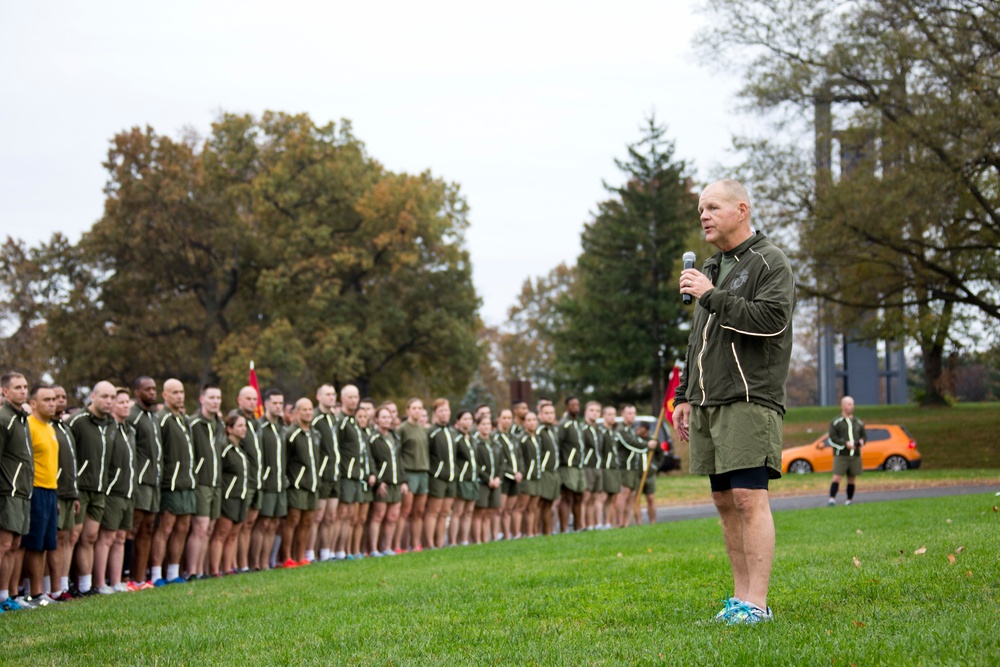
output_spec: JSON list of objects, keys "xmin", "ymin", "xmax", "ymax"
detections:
[
  {"xmin": 727, "ymin": 601, "xmax": 774, "ymax": 625},
  {"xmin": 712, "ymin": 597, "xmax": 742, "ymax": 622}
]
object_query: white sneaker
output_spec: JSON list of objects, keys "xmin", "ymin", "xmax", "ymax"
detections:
[
  {"xmin": 97, "ymin": 585, "xmax": 115, "ymax": 595},
  {"xmin": 371, "ymin": 551, "xmax": 383, "ymax": 557},
  {"xmin": 112, "ymin": 583, "xmax": 129, "ymax": 593},
  {"xmin": 381, "ymin": 549, "xmax": 395, "ymax": 556},
  {"xmin": 828, "ymin": 498, "xmax": 836, "ymax": 506},
  {"xmin": 13, "ymin": 595, "xmax": 38, "ymax": 609},
  {"xmin": 845, "ymin": 500, "xmax": 853, "ymax": 506}
]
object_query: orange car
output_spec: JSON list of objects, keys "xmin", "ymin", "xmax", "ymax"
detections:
[{"xmin": 781, "ymin": 423, "xmax": 921, "ymax": 474}]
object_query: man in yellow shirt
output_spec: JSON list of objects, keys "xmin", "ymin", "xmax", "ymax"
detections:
[{"xmin": 25, "ymin": 385, "xmax": 61, "ymax": 605}]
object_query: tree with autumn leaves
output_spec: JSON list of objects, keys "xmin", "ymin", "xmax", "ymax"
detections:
[{"xmin": 1, "ymin": 112, "xmax": 480, "ymax": 402}]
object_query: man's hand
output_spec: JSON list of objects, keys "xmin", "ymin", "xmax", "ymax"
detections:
[
  {"xmin": 647, "ymin": 439, "xmax": 657, "ymax": 450},
  {"xmin": 514, "ymin": 472, "xmax": 523, "ymax": 483},
  {"xmin": 377, "ymin": 483, "xmax": 387, "ymax": 499},
  {"xmin": 679, "ymin": 269, "xmax": 714, "ymax": 302},
  {"xmin": 368, "ymin": 474, "xmax": 376, "ymax": 488},
  {"xmin": 673, "ymin": 403, "xmax": 691, "ymax": 442},
  {"xmin": 73, "ymin": 499, "xmax": 81, "ymax": 516},
  {"xmin": 401, "ymin": 483, "xmax": 409, "ymax": 495}
]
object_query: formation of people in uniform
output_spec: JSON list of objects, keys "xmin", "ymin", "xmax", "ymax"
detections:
[{"xmin": 0, "ymin": 372, "xmax": 666, "ymax": 611}]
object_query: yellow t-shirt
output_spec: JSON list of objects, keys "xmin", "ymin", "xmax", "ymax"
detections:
[{"xmin": 27, "ymin": 415, "xmax": 58, "ymax": 490}]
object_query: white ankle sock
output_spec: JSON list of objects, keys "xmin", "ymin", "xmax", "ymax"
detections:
[
  {"xmin": 319, "ymin": 549, "xmax": 331, "ymax": 561},
  {"xmin": 78, "ymin": 575, "xmax": 92, "ymax": 593},
  {"xmin": 60, "ymin": 576, "xmax": 69, "ymax": 592},
  {"xmin": 166, "ymin": 564, "xmax": 180, "ymax": 580},
  {"xmin": 43, "ymin": 575, "xmax": 51, "ymax": 594},
  {"xmin": 150, "ymin": 566, "xmax": 162, "ymax": 582},
  {"xmin": 305, "ymin": 549, "xmax": 315, "ymax": 562}
]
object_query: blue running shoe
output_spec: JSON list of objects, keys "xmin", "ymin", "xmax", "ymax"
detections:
[
  {"xmin": 153, "ymin": 578, "xmax": 170, "ymax": 587},
  {"xmin": 167, "ymin": 577, "xmax": 187, "ymax": 585},
  {"xmin": 0, "ymin": 598, "xmax": 23, "ymax": 611},
  {"xmin": 712, "ymin": 597, "xmax": 742, "ymax": 622},
  {"xmin": 727, "ymin": 601, "xmax": 774, "ymax": 625}
]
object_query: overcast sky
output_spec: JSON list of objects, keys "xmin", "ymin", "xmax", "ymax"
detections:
[{"xmin": 1, "ymin": 0, "xmax": 751, "ymax": 325}]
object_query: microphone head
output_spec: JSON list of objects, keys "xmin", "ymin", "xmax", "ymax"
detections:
[{"xmin": 682, "ymin": 251, "xmax": 696, "ymax": 264}]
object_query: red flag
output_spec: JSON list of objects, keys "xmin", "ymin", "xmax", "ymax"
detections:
[
  {"xmin": 662, "ymin": 366, "xmax": 681, "ymax": 425},
  {"xmin": 249, "ymin": 360, "xmax": 264, "ymax": 419}
]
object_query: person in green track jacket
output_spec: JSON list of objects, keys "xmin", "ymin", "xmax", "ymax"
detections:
[
  {"xmin": 151, "ymin": 379, "xmax": 195, "ymax": 585},
  {"xmin": 674, "ymin": 179, "xmax": 794, "ymax": 626}
]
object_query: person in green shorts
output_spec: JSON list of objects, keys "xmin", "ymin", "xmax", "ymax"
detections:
[
  {"xmin": 450, "ymin": 411, "xmax": 478, "ymax": 547},
  {"xmin": 674, "ymin": 179, "xmax": 794, "ymax": 625},
  {"xmin": 187, "ymin": 384, "xmax": 224, "ymax": 580},
  {"xmin": 127, "ymin": 376, "xmax": 160, "ymax": 588},
  {"xmin": 635, "ymin": 423, "xmax": 663, "ymax": 524},
  {"xmin": 94, "ymin": 388, "xmax": 137, "ymax": 594},
  {"xmin": 557, "ymin": 397, "xmax": 585, "ymax": 533},
  {"xmin": 235, "ymin": 386, "xmax": 262, "ymax": 572},
  {"xmin": 310, "ymin": 384, "xmax": 340, "ymax": 562},
  {"xmin": 211, "ymin": 411, "xmax": 249, "ymax": 576},
  {"xmin": 280, "ymin": 398, "xmax": 319, "ymax": 568},
  {"xmin": 253, "ymin": 388, "xmax": 286, "ymax": 570},
  {"xmin": 472, "ymin": 414, "xmax": 501, "ymax": 543},
  {"xmin": 334, "ymin": 385, "xmax": 374, "ymax": 560},
  {"xmin": 0, "ymin": 372, "xmax": 33, "ymax": 611},
  {"xmin": 599, "ymin": 406, "xmax": 621, "ymax": 530},
  {"xmin": 614, "ymin": 405, "xmax": 652, "ymax": 527},
  {"xmin": 581, "ymin": 401, "xmax": 603, "ymax": 530},
  {"xmin": 425, "ymin": 398, "xmax": 457, "ymax": 549},
  {"xmin": 68, "ymin": 380, "xmax": 116, "ymax": 595},
  {"xmin": 151, "ymin": 379, "xmax": 196, "ymax": 585},
  {"xmin": 368, "ymin": 406, "xmax": 408, "ymax": 556},
  {"xmin": 518, "ymin": 412, "xmax": 543, "ymax": 538},
  {"xmin": 396, "ymin": 398, "xmax": 430, "ymax": 553},
  {"xmin": 536, "ymin": 402, "xmax": 561, "ymax": 537},
  {"xmin": 51, "ymin": 385, "xmax": 80, "ymax": 599},
  {"xmin": 826, "ymin": 396, "xmax": 866, "ymax": 506},
  {"xmin": 493, "ymin": 408, "xmax": 523, "ymax": 541}
]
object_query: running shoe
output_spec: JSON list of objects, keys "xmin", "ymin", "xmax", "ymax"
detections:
[
  {"xmin": 53, "ymin": 590, "xmax": 74, "ymax": 602},
  {"xmin": 381, "ymin": 549, "xmax": 396, "ymax": 556},
  {"xmin": 0, "ymin": 598, "xmax": 22, "ymax": 611},
  {"xmin": 13, "ymin": 595, "xmax": 38, "ymax": 609},
  {"xmin": 96, "ymin": 586, "xmax": 116, "ymax": 595},
  {"xmin": 153, "ymin": 578, "xmax": 170, "ymax": 587},
  {"xmin": 29, "ymin": 595, "xmax": 55, "ymax": 607},
  {"xmin": 370, "ymin": 551, "xmax": 383, "ymax": 558},
  {"xmin": 845, "ymin": 500, "xmax": 853, "ymax": 506},
  {"xmin": 296, "ymin": 559, "xmax": 311, "ymax": 567},
  {"xmin": 126, "ymin": 581, "xmax": 142, "ymax": 592},
  {"xmin": 712, "ymin": 597, "xmax": 742, "ymax": 622},
  {"xmin": 394, "ymin": 548, "xmax": 405, "ymax": 555},
  {"xmin": 727, "ymin": 601, "xmax": 774, "ymax": 625},
  {"xmin": 412, "ymin": 545, "xmax": 423, "ymax": 553},
  {"xmin": 113, "ymin": 583, "xmax": 130, "ymax": 593},
  {"xmin": 828, "ymin": 498, "xmax": 836, "ymax": 506}
]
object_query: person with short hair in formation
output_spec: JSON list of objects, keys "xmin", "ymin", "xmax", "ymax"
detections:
[
  {"xmin": 510, "ymin": 401, "xmax": 528, "ymax": 438},
  {"xmin": 449, "ymin": 410, "xmax": 478, "ymax": 547},
  {"xmin": 367, "ymin": 406, "xmax": 407, "ymax": 556},
  {"xmin": 310, "ymin": 384, "xmax": 340, "ymax": 562},
  {"xmin": 94, "ymin": 387, "xmax": 136, "ymax": 594},
  {"xmin": 581, "ymin": 401, "xmax": 603, "ymax": 530},
  {"xmin": 68, "ymin": 380, "xmax": 116, "ymax": 595},
  {"xmin": 493, "ymin": 408, "xmax": 523, "ymax": 541},
  {"xmin": 210, "ymin": 411, "xmax": 250, "ymax": 576},
  {"xmin": 234, "ymin": 386, "xmax": 262, "ymax": 572},
  {"xmin": 335, "ymin": 385, "xmax": 374, "ymax": 560},
  {"xmin": 396, "ymin": 398, "xmax": 430, "ymax": 553},
  {"xmin": 518, "ymin": 412, "xmax": 543, "ymax": 538},
  {"xmin": 253, "ymin": 388, "xmax": 287, "ymax": 570},
  {"xmin": 536, "ymin": 402, "xmax": 561, "ymax": 537},
  {"xmin": 472, "ymin": 414, "xmax": 501, "ymax": 543},
  {"xmin": 599, "ymin": 405, "xmax": 621, "ymax": 530},
  {"xmin": 557, "ymin": 397, "xmax": 585, "ymax": 533},
  {"xmin": 50, "ymin": 384, "xmax": 80, "ymax": 600},
  {"xmin": 187, "ymin": 384, "xmax": 224, "ymax": 580},
  {"xmin": 424, "ymin": 399, "xmax": 456, "ymax": 549},
  {"xmin": 126, "ymin": 376, "xmax": 160, "ymax": 589},
  {"xmin": 23, "ymin": 384, "xmax": 60, "ymax": 606},
  {"xmin": 280, "ymin": 398, "xmax": 319, "ymax": 568},
  {"xmin": 0, "ymin": 372, "xmax": 33, "ymax": 611},
  {"xmin": 151, "ymin": 379, "xmax": 196, "ymax": 586}
]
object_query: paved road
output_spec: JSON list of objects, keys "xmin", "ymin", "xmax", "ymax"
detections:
[{"xmin": 646, "ymin": 484, "xmax": 1000, "ymax": 524}]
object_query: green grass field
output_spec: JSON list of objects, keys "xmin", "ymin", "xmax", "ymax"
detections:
[{"xmin": 5, "ymin": 493, "xmax": 999, "ymax": 665}]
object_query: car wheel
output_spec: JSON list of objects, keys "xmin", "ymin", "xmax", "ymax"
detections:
[
  {"xmin": 883, "ymin": 455, "xmax": 909, "ymax": 472},
  {"xmin": 788, "ymin": 459, "xmax": 813, "ymax": 474}
]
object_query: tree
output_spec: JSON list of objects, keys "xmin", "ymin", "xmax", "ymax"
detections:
[
  {"xmin": 698, "ymin": 0, "xmax": 1000, "ymax": 404},
  {"xmin": 555, "ymin": 117, "xmax": 698, "ymax": 410},
  {"xmin": 495, "ymin": 263, "xmax": 578, "ymax": 401},
  {"xmin": 14, "ymin": 111, "xmax": 480, "ymax": 403}
]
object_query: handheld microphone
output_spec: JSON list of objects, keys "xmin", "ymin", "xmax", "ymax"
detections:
[{"xmin": 682, "ymin": 251, "xmax": 696, "ymax": 305}]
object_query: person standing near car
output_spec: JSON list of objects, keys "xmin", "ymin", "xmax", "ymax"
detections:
[
  {"xmin": 827, "ymin": 396, "xmax": 865, "ymax": 506},
  {"xmin": 673, "ymin": 179, "xmax": 795, "ymax": 625}
]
